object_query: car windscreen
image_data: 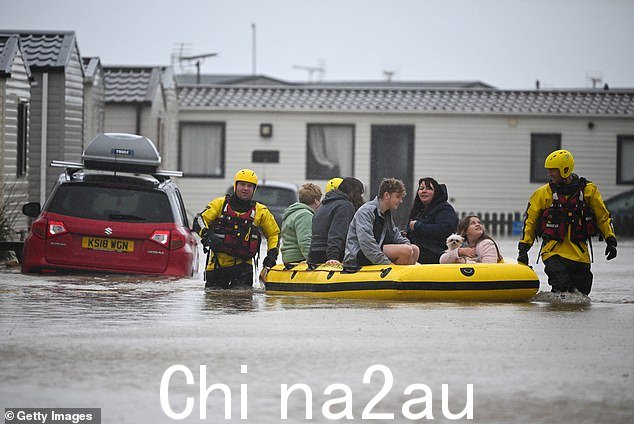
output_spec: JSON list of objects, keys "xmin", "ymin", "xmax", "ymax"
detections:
[
  {"xmin": 46, "ymin": 184, "xmax": 174, "ymax": 222},
  {"xmin": 253, "ymin": 186, "xmax": 297, "ymax": 207},
  {"xmin": 605, "ymin": 189, "xmax": 634, "ymax": 214}
]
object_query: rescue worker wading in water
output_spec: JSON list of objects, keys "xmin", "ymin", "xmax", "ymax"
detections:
[
  {"xmin": 517, "ymin": 149, "xmax": 617, "ymax": 295},
  {"xmin": 197, "ymin": 169, "xmax": 280, "ymax": 289}
]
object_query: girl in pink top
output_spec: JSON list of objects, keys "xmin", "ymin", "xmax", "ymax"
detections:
[{"xmin": 439, "ymin": 215, "xmax": 503, "ymax": 264}]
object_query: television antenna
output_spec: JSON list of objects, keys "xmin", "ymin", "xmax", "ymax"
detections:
[
  {"xmin": 586, "ymin": 71, "xmax": 603, "ymax": 89},
  {"xmin": 293, "ymin": 61, "xmax": 325, "ymax": 82},
  {"xmin": 179, "ymin": 52, "xmax": 219, "ymax": 84},
  {"xmin": 171, "ymin": 43, "xmax": 192, "ymax": 72},
  {"xmin": 383, "ymin": 70, "xmax": 395, "ymax": 82}
]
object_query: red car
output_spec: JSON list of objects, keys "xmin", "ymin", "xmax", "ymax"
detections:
[{"xmin": 21, "ymin": 133, "xmax": 199, "ymax": 277}]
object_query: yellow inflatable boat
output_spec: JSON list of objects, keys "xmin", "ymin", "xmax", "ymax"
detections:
[{"xmin": 265, "ymin": 261, "xmax": 540, "ymax": 302}]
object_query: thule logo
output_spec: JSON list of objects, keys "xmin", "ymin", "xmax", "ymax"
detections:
[
  {"xmin": 111, "ymin": 148, "xmax": 134, "ymax": 156},
  {"xmin": 104, "ymin": 227, "xmax": 113, "ymax": 236}
]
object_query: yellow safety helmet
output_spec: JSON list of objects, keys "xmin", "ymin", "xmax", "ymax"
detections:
[
  {"xmin": 234, "ymin": 168, "xmax": 258, "ymax": 191},
  {"xmin": 544, "ymin": 149, "xmax": 574, "ymax": 179},
  {"xmin": 325, "ymin": 177, "xmax": 343, "ymax": 192}
]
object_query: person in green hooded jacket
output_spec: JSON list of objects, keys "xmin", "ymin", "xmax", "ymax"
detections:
[{"xmin": 280, "ymin": 183, "xmax": 323, "ymax": 264}]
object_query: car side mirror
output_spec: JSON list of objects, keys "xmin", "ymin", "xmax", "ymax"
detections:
[{"xmin": 22, "ymin": 202, "xmax": 41, "ymax": 218}]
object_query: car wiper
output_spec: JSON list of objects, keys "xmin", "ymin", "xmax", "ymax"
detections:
[{"xmin": 108, "ymin": 214, "xmax": 146, "ymax": 221}]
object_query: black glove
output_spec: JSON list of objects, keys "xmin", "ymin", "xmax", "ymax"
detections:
[
  {"xmin": 517, "ymin": 242, "xmax": 531, "ymax": 265},
  {"xmin": 192, "ymin": 213, "xmax": 205, "ymax": 234},
  {"xmin": 605, "ymin": 237, "xmax": 617, "ymax": 261},
  {"xmin": 199, "ymin": 228, "xmax": 210, "ymax": 245},
  {"xmin": 201, "ymin": 230, "xmax": 221, "ymax": 251},
  {"xmin": 263, "ymin": 248, "xmax": 278, "ymax": 268}
]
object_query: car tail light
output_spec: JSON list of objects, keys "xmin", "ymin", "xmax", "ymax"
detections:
[
  {"xmin": 149, "ymin": 230, "xmax": 170, "ymax": 247},
  {"xmin": 31, "ymin": 219, "xmax": 47, "ymax": 239},
  {"xmin": 170, "ymin": 230, "xmax": 186, "ymax": 250},
  {"xmin": 48, "ymin": 220, "xmax": 67, "ymax": 237}
]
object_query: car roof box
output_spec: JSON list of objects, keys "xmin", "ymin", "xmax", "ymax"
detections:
[{"xmin": 82, "ymin": 133, "xmax": 161, "ymax": 173}]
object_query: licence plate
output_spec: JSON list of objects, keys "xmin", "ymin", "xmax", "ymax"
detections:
[{"xmin": 82, "ymin": 236, "xmax": 134, "ymax": 253}]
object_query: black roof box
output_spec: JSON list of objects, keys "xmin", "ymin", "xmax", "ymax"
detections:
[{"xmin": 82, "ymin": 133, "xmax": 161, "ymax": 173}]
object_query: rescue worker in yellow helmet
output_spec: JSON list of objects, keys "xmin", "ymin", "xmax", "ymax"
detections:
[
  {"xmin": 517, "ymin": 149, "xmax": 617, "ymax": 295},
  {"xmin": 197, "ymin": 169, "xmax": 280, "ymax": 289},
  {"xmin": 325, "ymin": 177, "xmax": 343, "ymax": 192}
]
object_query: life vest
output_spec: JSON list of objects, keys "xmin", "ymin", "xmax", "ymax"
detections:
[
  {"xmin": 210, "ymin": 195, "xmax": 261, "ymax": 259},
  {"xmin": 538, "ymin": 178, "xmax": 598, "ymax": 243}
]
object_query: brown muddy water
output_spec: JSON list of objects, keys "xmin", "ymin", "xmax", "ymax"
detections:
[{"xmin": 1, "ymin": 238, "xmax": 633, "ymax": 423}]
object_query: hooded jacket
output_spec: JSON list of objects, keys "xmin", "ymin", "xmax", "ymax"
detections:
[
  {"xmin": 343, "ymin": 197, "xmax": 411, "ymax": 268},
  {"xmin": 308, "ymin": 189, "xmax": 356, "ymax": 263},
  {"xmin": 406, "ymin": 184, "xmax": 458, "ymax": 263},
  {"xmin": 280, "ymin": 202, "xmax": 315, "ymax": 263}
]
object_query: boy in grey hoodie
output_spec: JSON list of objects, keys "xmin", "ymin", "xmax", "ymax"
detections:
[{"xmin": 344, "ymin": 178, "xmax": 419, "ymax": 268}]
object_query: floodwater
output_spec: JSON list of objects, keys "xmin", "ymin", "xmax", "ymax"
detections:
[{"xmin": 1, "ymin": 238, "xmax": 632, "ymax": 424}]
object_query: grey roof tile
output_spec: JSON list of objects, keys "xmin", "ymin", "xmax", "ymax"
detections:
[
  {"xmin": 0, "ymin": 35, "xmax": 19, "ymax": 75},
  {"xmin": 103, "ymin": 66, "xmax": 162, "ymax": 103},
  {"xmin": 175, "ymin": 73, "xmax": 494, "ymax": 89},
  {"xmin": 0, "ymin": 34, "xmax": 31, "ymax": 77},
  {"xmin": 177, "ymin": 85, "xmax": 634, "ymax": 116},
  {"xmin": 175, "ymin": 73, "xmax": 292, "ymax": 86},
  {"xmin": 0, "ymin": 30, "xmax": 78, "ymax": 70},
  {"xmin": 82, "ymin": 56, "xmax": 101, "ymax": 82},
  {"xmin": 305, "ymin": 80, "xmax": 495, "ymax": 89}
]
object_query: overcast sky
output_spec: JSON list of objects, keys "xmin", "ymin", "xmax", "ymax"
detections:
[{"xmin": 3, "ymin": 0, "xmax": 633, "ymax": 89}]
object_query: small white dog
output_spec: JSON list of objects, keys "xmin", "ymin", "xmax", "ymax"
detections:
[
  {"xmin": 445, "ymin": 233, "xmax": 475, "ymax": 264},
  {"xmin": 445, "ymin": 233, "xmax": 464, "ymax": 251}
]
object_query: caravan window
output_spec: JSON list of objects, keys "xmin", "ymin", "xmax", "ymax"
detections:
[
  {"xmin": 179, "ymin": 122, "xmax": 225, "ymax": 177},
  {"xmin": 530, "ymin": 133, "xmax": 561, "ymax": 183},
  {"xmin": 306, "ymin": 124, "xmax": 354, "ymax": 179},
  {"xmin": 617, "ymin": 135, "xmax": 634, "ymax": 184}
]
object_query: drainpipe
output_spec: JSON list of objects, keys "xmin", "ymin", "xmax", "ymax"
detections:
[
  {"xmin": 0, "ymin": 83, "xmax": 4, "ymax": 165},
  {"xmin": 40, "ymin": 73, "xmax": 48, "ymax": 205},
  {"xmin": 136, "ymin": 105, "xmax": 142, "ymax": 135}
]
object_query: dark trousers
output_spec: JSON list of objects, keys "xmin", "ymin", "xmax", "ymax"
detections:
[
  {"xmin": 417, "ymin": 247, "xmax": 441, "ymax": 264},
  {"xmin": 543, "ymin": 255, "xmax": 593, "ymax": 295},
  {"xmin": 308, "ymin": 250, "xmax": 328, "ymax": 265},
  {"xmin": 205, "ymin": 262, "xmax": 253, "ymax": 289}
]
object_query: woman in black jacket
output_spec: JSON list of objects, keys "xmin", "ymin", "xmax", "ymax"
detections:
[{"xmin": 406, "ymin": 177, "xmax": 458, "ymax": 264}]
